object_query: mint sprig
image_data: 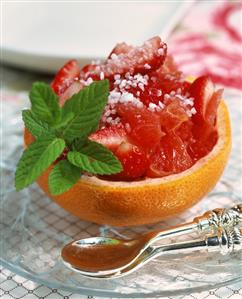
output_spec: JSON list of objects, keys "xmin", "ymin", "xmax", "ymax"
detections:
[{"xmin": 15, "ymin": 80, "xmax": 123, "ymax": 195}]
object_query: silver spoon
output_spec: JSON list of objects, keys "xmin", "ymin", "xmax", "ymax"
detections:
[{"xmin": 61, "ymin": 205, "xmax": 241, "ymax": 278}]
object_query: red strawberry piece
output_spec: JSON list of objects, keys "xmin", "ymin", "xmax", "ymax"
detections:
[
  {"xmin": 81, "ymin": 64, "xmax": 100, "ymax": 74},
  {"xmin": 111, "ymin": 142, "xmax": 148, "ymax": 180},
  {"xmin": 188, "ymin": 122, "xmax": 218, "ymax": 160},
  {"xmin": 108, "ymin": 42, "xmax": 134, "ymax": 58},
  {"xmin": 81, "ymin": 36, "xmax": 167, "ymax": 80},
  {"xmin": 205, "ymin": 88, "xmax": 223, "ymax": 126},
  {"xmin": 80, "ymin": 64, "xmax": 102, "ymax": 81},
  {"xmin": 189, "ymin": 76, "xmax": 215, "ymax": 124},
  {"xmin": 51, "ymin": 60, "xmax": 81, "ymax": 95},
  {"xmin": 59, "ymin": 81, "xmax": 84, "ymax": 106},
  {"xmin": 89, "ymin": 124, "xmax": 127, "ymax": 152},
  {"xmin": 117, "ymin": 103, "xmax": 164, "ymax": 152},
  {"xmin": 114, "ymin": 77, "xmax": 161, "ymax": 107},
  {"xmin": 126, "ymin": 76, "xmax": 164, "ymax": 107}
]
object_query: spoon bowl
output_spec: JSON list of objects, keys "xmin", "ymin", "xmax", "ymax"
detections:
[{"xmin": 61, "ymin": 235, "xmax": 154, "ymax": 277}]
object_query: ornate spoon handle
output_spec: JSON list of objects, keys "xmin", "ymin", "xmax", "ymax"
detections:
[
  {"xmin": 195, "ymin": 204, "xmax": 242, "ymax": 233},
  {"xmin": 148, "ymin": 205, "xmax": 242, "ymax": 245},
  {"xmin": 152, "ymin": 227, "xmax": 242, "ymax": 257}
]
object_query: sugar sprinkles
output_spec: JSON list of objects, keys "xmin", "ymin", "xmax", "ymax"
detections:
[
  {"xmin": 100, "ymin": 72, "xmax": 105, "ymax": 80},
  {"xmin": 101, "ymin": 72, "xmax": 196, "ymax": 125},
  {"xmin": 144, "ymin": 63, "xmax": 151, "ymax": 69},
  {"xmin": 94, "ymin": 36, "xmax": 195, "ymax": 126},
  {"xmin": 158, "ymin": 48, "xmax": 165, "ymax": 56},
  {"xmin": 110, "ymin": 53, "xmax": 118, "ymax": 60},
  {"xmin": 79, "ymin": 77, "xmax": 93, "ymax": 86}
]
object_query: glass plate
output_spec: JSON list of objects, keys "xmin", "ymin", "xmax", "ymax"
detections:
[{"xmin": 1, "ymin": 90, "xmax": 242, "ymax": 298}]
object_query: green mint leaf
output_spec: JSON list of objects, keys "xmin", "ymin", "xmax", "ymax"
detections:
[
  {"xmin": 30, "ymin": 82, "xmax": 61, "ymax": 125},
  {"xmin": 15, "ymin": 133, "xmax": 65, "ymax": 190},
  {"xmin": 48, "ymin": 160, "xmax": 81, "ymax": 195},
  {"xmin": 71, "ymin": 137, "xmax": 89, "ymax": 151},
  {"xmin": 53, "ymin": 112, "xmax": 74, "ymax": 129},
  {"xmin": 67, "ymin": 140, "xmax": 122, "ymax": 175},
  {"xmin": 61, "ymin": 80, "xmax": 109, "ymax": 141},
  {"xmin": 22, "ymin": 110, "xmax": 50, "ymax": 138}
]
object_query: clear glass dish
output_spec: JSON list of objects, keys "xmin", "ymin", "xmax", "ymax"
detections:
[{"xmin": 1, "ymin": 90, "xmax": 241, "ymax": 297}]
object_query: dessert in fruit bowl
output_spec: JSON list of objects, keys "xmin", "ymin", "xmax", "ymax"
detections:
[{"xmin": 16, "ymin": 36, "xmax": 231, "ymax": 226}]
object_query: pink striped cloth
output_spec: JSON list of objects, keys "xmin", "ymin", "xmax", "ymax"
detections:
[{"xmin": 168, "ymin": 1, "xmax": 242, "ymax": 90}]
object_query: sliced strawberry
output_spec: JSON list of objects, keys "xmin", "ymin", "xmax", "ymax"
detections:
[
  {"xmin": 188, "ymin": 122, "xmax": 218, "ymax": 160},
  {"xmin": 80, "ymin": 36, "xmax": 167, "ymax": 80},
  {"xmin": 80, "ymin": 64, "xmax": 102, "ymax": 81},
  {"xmin": 189, "ymin": 76, "xmax": 214, "ymax": 124},
  {"xmin": 59, "ymin": 81, "xmax": 84, "ymax": 106},
  {"xmin": 111, "ymin": 142, "xmax": 148, "ymax": 180},
  {"xmin": 51, "ymin": 60, "xmax": 81, "ymax": 95},
  {"xmin": 117, "ymin": 103, "xmax": 164, "ymax": 152},
  {"xmin": 81, "ymin": 64, "xmax": 100, "ymax": 74},
  {"xmin": 108, "ymin": 42, "xmax": 134, "ymax": 58},
  {"xmin": 89, "ymin": 124, "xmax": 127, "ymax": 152},
  {"xmin": 205, "ymin": 89, "xmax": 223, "ymax": 126},
  {"xmin": 147, "ymin": 132, "xmax": 194, "ymax": 178}
]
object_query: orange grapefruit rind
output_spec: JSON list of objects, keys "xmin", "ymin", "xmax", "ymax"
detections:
[{"xmin": 24, "ymin": 99, "xmax": 231, "ymax": 226}]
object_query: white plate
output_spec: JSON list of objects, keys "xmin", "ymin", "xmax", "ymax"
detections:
[{"xmin": 2, "ymin": 1, "xmax": 193, "ymax": 73}]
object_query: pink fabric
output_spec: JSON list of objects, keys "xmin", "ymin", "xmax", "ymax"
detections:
[{"xmin": 168, "ymin": 1, "xmax": 242, "ymax": 90}]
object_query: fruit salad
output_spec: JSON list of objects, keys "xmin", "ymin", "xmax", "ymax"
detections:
[
  {"xmin": 51, "ymin": 36, "xmax": 222, "ymax": 181},
  {"xmin": 15, "ymin": 36, "xmax": 231, "ymax": 225}
]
